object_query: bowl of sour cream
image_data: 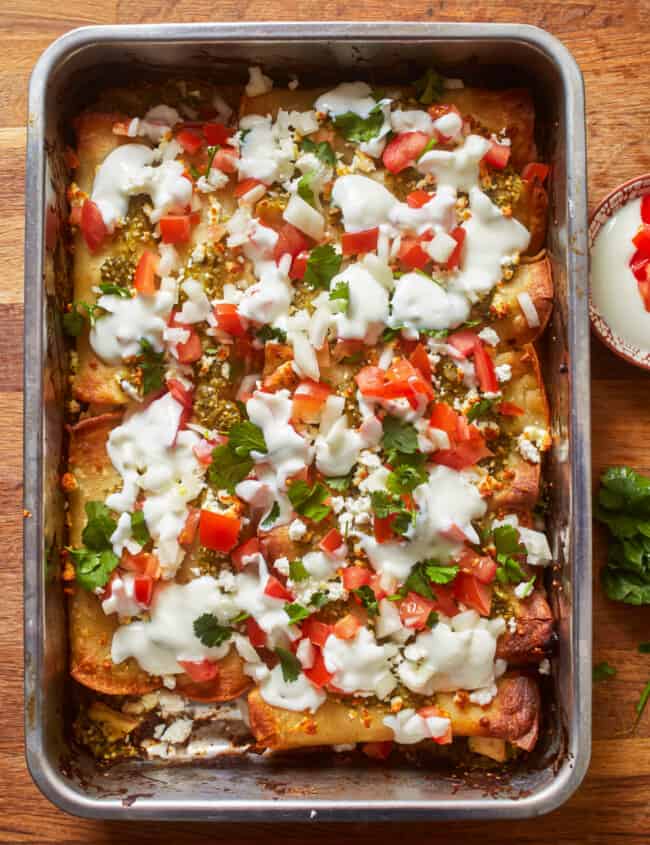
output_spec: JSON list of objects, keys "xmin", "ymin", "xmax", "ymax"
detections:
[{"xmin": 590, "ymin": 174, "xmax": 650, "ymax": 369}]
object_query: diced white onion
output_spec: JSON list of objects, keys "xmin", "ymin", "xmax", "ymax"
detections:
[
  {"xmin": 517, "ymin": 291, "xmax": 541, "ymax": 328},
  {"xmin": 283, "ymin": 195, "xmax": 325, "ymax": 240}
]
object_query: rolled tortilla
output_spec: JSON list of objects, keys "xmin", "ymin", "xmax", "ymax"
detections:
[{"xmin": 247, "ymin": 674, "xmax": 540, "ymax": 751}]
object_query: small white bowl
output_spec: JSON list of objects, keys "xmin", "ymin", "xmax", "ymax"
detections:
[{"xmin": 590, "ymin": 174, "xmax": 650, "ymax": 370}]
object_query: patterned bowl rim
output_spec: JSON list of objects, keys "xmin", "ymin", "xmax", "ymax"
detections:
[{"xmin": 589, "ymin": 173, "xmax": 650, "ymax": 371}]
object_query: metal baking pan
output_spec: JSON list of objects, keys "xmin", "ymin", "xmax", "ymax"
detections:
[{"xmin": 23, "ymin": 21, "xmax": 591, "ymax": 821}]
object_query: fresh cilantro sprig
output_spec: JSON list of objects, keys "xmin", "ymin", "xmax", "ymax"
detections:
[
  {"xmin": 193, "ymin": 613, "xmax": 233, "ymax": 647},
  {"xmin": 332, "ymin": 104, "xmax": 385, "ymax": 143},
  {"xmin": 328, "ymin": 280, "xmax": 350, "ymax": 315},
  {"xmin": 261, "ymin": 502, "xmax": 280, "ymax": 528},
  {"xmin": 275, "ymin": 647, "xmax": 302, "ymax": 683},
  {"xmin": 301, "ymin": 138, "xmax": 336, "ymax": 166},
  {"xmin": 381, "ymin": 416, "xmax": 418, "ymax": 459},
  {"xmin": 289, "ymin": 559, "xmax": 309, "ymax": 581},
  {"xmin": 297, "ymin": 170, "xmax": 317, "ymax": 206},
  {"xmin": 285, "ymin": 602, "xmax": 311, "ymax": 625},
  {"xmin": 130, "ymin": 510, "xmax": 150, "ymax": 546},
  {"xmin": 67, "ymin": 501, "xmax": 119, "ymax": 591},
  {"xmin": 592, "ymin": 661, "xmax": 617, "ymax": 683},
  {"xmin": 303, "ymin": 244, "xmax": 342, "ymax": 290},
  {"xmin": 370, "ymin": 490, "xmax": 414, "ymax": 537},
  {"xmin": 62, "ymin": 302, "xmax": 101, "ymax": 336},
  {"xmin": 386, "ymin": 463, "xmax": 428, "ymax": 495},
  {"xmin": 493, "ymin": 524, "xmax": 528, "ymax": 585},
  {"xmin": 413, "ymin": 68, "xmax": 445, "ymax": 105},
  {"xmin": 256, "ymin": 325, "xmax": 287, "ymax": 343},
  {"xmin": 467, "ymin": 398, "xmax": 494, "ymax": 423},
  {"xmin": 138, "ymin": 338, "xmax": 165, "ymax": 395},
  {"xmin": 98, "ymin": 282, "xmax": 132, "ymax": 298},
  {"xmin": 208, "ymin": 420, "xmax": 267, "ymax": 493},
  {"xmin": 288, "ymin": 480, "xmax": 331, "ymax": 523},
  {"xmin": 326, "ymin": 472, "xmax": 354, "ymax": 492},
  {"xmin": 353, "ymin": 584, "xmax": 379, "ymax": 616}
]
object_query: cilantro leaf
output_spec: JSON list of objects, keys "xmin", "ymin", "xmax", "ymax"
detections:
[
  {"xmin": 333, "ymin": 104, "xmax": 385, "ymax": 143},
  {"xmin": 207, "ymin": 444, "xmax": 254, "ymax": 493},
  {"xmin": 381, "ymin": 327, "xmax": 400, "ymax": 343},
  {"xmin": 98, "ymin": 282, "xmax": 132, "ymax": 298},
  {"xmin": 353, "ymin": 584, "xmax": 379, "ymax": 617},
  {"xmin": 386, "ymin": 463, "xmax": 427, "ymax": 495},
  {"xmin": 82, "ymin": 501, "xmax": 117, "ymax": 550},
  {"xmin": 289, "ymin": 559, "xmax": 309, "ymax": 581},
  {"xmin": 297, "ymin": 170, "xmax": 317, "ymax": 206},
  {"xmin": 193, "ymin": 613, "xmax": 232, "ymax": 647},
  {"xmin": 636, "ymin": 680, "xmax": 650, "ymax": 727},
  {"xmin": 413, "ymin": 68, "xmax": 445, "ymax": 105},
  {"xmin": 256, "ymin": 325, "xmax": 287, "ymax": 343},
  {"xmin": 275, "ymin": 647, "xmax": 302, "ymax": 683},
  {"xmin": 310, "ymin": 591, "xmax": 328, "ymax": 608},
  {"xmin": 496, "ymin": 556, "xmax": 527, "ymax": 585},
  {"xmin": 424, "ymin": 562, "xmax": 459, "ymax": 584},
  {"xmin": 68, "ymin": 547, "xmax": 119, "ymax": 592},
  {"xmin": 205, "ymin": 144, "xmax": 220, "ymax": 176},
  {"xmin": 301, "ymin": 138, "xmax": 336, "ymax": 166},
  {"xmin": 467, "ymin": 398, "xmax": 494, "ymax": 423},
  {"xmin": 404, "ymin": 562, "xmax": 434, "ymax": 599},
  {"xmin": 288, "ymin": 480, "xmax": 331, "ymax": 523},
  {"xmin": 62, "ymin": 306, "xmax": 85, "ymax": 337},
  {"xmin": 370, "ymin": 490, "xmax": 415, "ymax": 537},
  {"xmin": 138, "ymin": 338, "xmax": 165, "ymax": 395},
  {"xmin": 303, "ymin": 244, "xmax": 342, "ymax": 290},
  {"xmin": 593, "ymin": 661, "xmax": 617, "ymax": 682},
  {"xmin": 327, "ymin": 472, "xmax": 353, "ymax": 492},
  {"xmin": 418, "ymin": 137, "xmax": 437, "ymax": 159},
  {"xmin": 493, "ymin": 524, "xmax": 526, "ymax": 557},
  {"xmin": 381, "ymin": 416, "xmax": 418, "ymax": 457},
  {"xmin": 285, "ymin": 602, "xmax": 311, "ymax": 625},
  {"xmin": 640, "ymin": 642, "xmax": 650, "ymax": 654},
  {"xmin": 228, "ymin": 420, "xmax": 267, "ymax": 457},
  {"xmin": 328, "ymin": 280, "xmax": 350, "ymax": 314},
  {"xmin": 261, "ymin": 501, "xmax": 280, "ymax": 528},
  {"xmin": 426, "ymin": 610, "xmax": 439, "ymax": 628},
  {"xmin": 130, "ymin": 510, "xmax": 150, "ymax": 546}
]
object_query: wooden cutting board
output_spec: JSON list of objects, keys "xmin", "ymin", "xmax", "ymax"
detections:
[{"xmin": 2, "ymin": 2, "xmax": 650, "ymax": 843}]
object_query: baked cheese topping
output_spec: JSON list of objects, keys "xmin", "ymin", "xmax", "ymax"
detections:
[{"xmin": 67, "ymin": 68, "xmax": 552, "ymax": 747}]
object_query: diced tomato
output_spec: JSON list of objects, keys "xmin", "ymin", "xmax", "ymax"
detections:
[
  {"xmin": 448, "ymin": 329, "xmax": 478, "ymax": 357},
  {"xmin": 440, "ymin": 523, "xmax": 469, "ymax": 544},
  {"xmin": 341, "ymin": 227, "xmax": 379, "ymax": 255},
  {"xmin": 176, "ymin": 327, "xmax": 202, "ymax": 363},
  {"xmin": 274, "ymin": 223, "xmax": 310, "ymax": 263},
  {"xmin": 231, "ymin": 537, "xmax": 261, "ymax": 571},
  {"xmin": 429, "ymin": 401, "xmax": 458, "ymax": 436},
  {"xmin": 342, "ymin": 565, "xmax": 372, "ymax": 591},
  {"xmin": 214, "ymin": 302, "xmax": 247, "ymax": 337},
  {"xmin": 133, "ymin": 575, "xmax": 154, "ymax": 606},
  {"xmin": 179, "ymin": 509, "xmax": 201, "ymax": 547},
  {"xmin": 246, "ymin": 617, "xmax": 266, "ymax": 648},
  {"xmin": 398, "ymin": 237, "xmax": 430, "ymax": 271},
  {"xmin": 212, "ymin": 146, "xmax": 239, "ymax": 173},
  {"xmin": 302, "ymin": 617, "xmax": 333, "ymax": 648},
  {"xmin": 176, "ymin": 127, "xmax": 204, "ymax": 155},
  {"xmin": 399, "ymin": 592, "xmax": 437, "ymax": 630},
  {"xmin": 199, "ymin": 510, "xmax": 241, "ymax": 553},
  {"xmin": 406, "ymin": 189, "xmax": 432, "ymax": 209},
  {"xmin": 319, "ymin": 528, "xmax": 344, "ymax": 556},
  {"xmin": 521, "ymin": 162, "xmax": 550, "ymax": 184},
  {"xmin": 417, "ymin": 706, "xmax": 453, "ymax": 744},
  {"xmin": 374, "ymin": 514, "xmax": 397, "ymax": 544},
  {"xmin": 633, "ymin": 225, "xmax": 650, "ymax": 254},
  {"xmin": 642, "ymin": 195, "xmax": 650, "ymax": 225},
  {"xmin": 382, "ymin": 131, "xmax": 431, "ymax": 174},
  {"xmin": 121, "ymin": 551, "xmax": 160, "ymax": 579},
  {"xmin": 264, "ymin": 575, "xmax": 293, "ymax": 602},
  {"xmin": 234, "ymin": 177, "xmax": 265, "ymax": 198},
  {"xmin": 409, "ymin": 343, "xmax": 432, "ymax": 381},
  {"xmin": 497, "ymin": 400, "xmax": 525, "ymax": 417},
  {"xmin": 453, "ymin": 572, "xmax": 492, "ymax": 616},
  {"xmin": 333, "ymin": 614, "xmax": 361, "ymax": 640},
  {"xmin": 289, "ymin": 250, "xmax": 308, "ymax": 280},
  {"xmin": 193, "ymin": 438, "xmax": 217, "ymax": 466},
  {"xmin": 432, "ymin": 428, "xmax": 492, "ymax": 470},
  {"xmin": 362, "ymin": 741, "xmax": 394, "ymax": 760},
  {"xmin": 203, "ymin": 122, "xmax": 232, "ymax": 146},
  {"xmin": 80, "ymin": 199, "xmax": 107, "ymax": 253},
  {"xmin": 132, "ymin": 250, "xmax": 159, "ymax": 295},
  {"xmin": 483, "ymin": 140, "xmax": 511, "ymax": 170},
  {"xmin": 291, "ymin": 379, "xmax": 332, "ymax": 423},
  {"xmin": 160, "ymin": 215, "xmax": 192, "ymax": 244},
  {"xmin": 445, "ymin": 227, "xmax": 466, "ymax": 270},
  {"xmin": 356, "ymin": 366, "xmax": 386, "ymax": 396},
  {"xmin": 430, "ymin": 583, "xmax": 460, "ymax": 617},
  {"xmin": 304, "ymin": 649, "xmax": 333, "ymax": 688},
  {"xmin": 630, "ymin": 249, "xmax": 650, "ymax": 281},
  {"xmin": 167, "ymin": 378, "xmax": 194, "ymax": 409},
  {"xmin": 333, "ymin": 339, "xmax": 365, "ymax": 363},
  {"xmin": 473, "ymin": 340, "xmax": 499, "ymax": 393},
  {"xmin": 639, "ymin": 275, "xmax": 650, "ymax": 312},
  {"xmin": 455, "ymin": 547, "xmax": 497, "ymax": 584},
  {"xmin": 178, "ymin": 659, "xmax": 219, "ymax": 683}
]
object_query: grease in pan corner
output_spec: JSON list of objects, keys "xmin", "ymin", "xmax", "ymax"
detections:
[{"xmin": 61, "ymin": 64, "xmax": 556, "ymax": 765}]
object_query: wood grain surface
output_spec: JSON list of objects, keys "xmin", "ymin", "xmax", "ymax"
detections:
[{"xmin": 2, "ymin": 2, "xmax": 650, "ymax": 843}]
